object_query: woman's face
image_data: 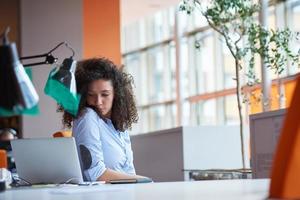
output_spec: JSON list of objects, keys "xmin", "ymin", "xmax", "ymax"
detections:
[{"xmin": 86, "ymin": 79, "xmax": 114, "ymax": 119}]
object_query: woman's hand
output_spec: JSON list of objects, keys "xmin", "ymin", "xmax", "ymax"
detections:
[{"xmin": 97, "ymin": 168, "xmax": 148, "ymax": 182}]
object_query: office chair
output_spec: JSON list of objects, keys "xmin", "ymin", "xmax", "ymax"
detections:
[
  {"xmin": 0, "ymin": 150, "xmax": 7, "ymax": 168},
  {"xmin": 52, "ymin": 130, "xmax": 72, "ymax": 138}
]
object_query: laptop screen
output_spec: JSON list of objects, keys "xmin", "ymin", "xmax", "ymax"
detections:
[{"xmin": 11, "ymin": 137, "xmax": 83, "ymax": 184}]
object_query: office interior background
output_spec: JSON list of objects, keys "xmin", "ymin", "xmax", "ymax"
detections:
[
  {"xmin": 122, "ymin": 0, "xmax": 300, "ymax": 169},
  {"xmin": 122, "ymin": 0, "xmax": 300, "ymax": 135},
  {"xmin": 0, "ymin": 0, "xmax": 300, "ymax": 181}
]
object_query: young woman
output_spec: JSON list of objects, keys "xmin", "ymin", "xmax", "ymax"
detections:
[{"xmin": 61, "ymin": 57, "xmax": 145, "ymax": 182}]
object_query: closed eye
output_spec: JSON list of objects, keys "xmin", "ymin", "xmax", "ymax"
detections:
[{"xmin": 102, "ymin": 93, "xmax": 109, "ymax": 97}]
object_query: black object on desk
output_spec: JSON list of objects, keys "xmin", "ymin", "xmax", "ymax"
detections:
[
  {"xmin": 0, "ymin": 181, "xmax": 5, "ymax": 192},
  {"xmin": 0, "ymin": 141, "xmax": 11, "ymax": 151},
  {"xmin": 109, "ymin": 177, "xmax": 153, "ymax": 184}
]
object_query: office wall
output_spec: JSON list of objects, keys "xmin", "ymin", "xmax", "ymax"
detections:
[
  {"xmin": 83, "ymin": 0, "xmax": 121, "ymax": 64},
  {"xmin": 21, "ymin": 0, "xmax": 83, "ymax": 138},
  {"xmin": 20, "ymin": 0, "xmax": 121, "ymax": 138},
  {"xmin": 0, "ymin": 0, "xmax": 20, "ymax": 47}
]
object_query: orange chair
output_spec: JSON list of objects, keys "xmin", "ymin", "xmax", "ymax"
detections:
[
  {"xmin": 0, "ymin": 150, "xmax": 7, "ymax": 169},
  {"xmin": 52, "ymin": 130, "xmax": 72, "ymax": 138},
  {"xmin": 269, "ymin": 76, "xmax": 300, "ymax": 199}
]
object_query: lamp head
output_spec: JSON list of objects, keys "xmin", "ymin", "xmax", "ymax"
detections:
[
  {"xmin": 52, "ymin": 57, "xmax": 77, "ymax": 93},
  {"xmin": 44, "ymin": 57, "xmax": 80, "ymax": 116},
  {"xmin": 0, "ymin": 28, "xmax": 39, "ymax": 115}
]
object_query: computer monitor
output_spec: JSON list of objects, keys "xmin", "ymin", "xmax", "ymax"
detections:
[{"xmin": 11, "ymin": 137, "xmax": 83, "ymax": 184}]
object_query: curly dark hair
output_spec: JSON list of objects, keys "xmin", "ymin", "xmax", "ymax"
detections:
[{"xmin": 60, "ymin": 57, "xmax": 138, "ymax": 132}]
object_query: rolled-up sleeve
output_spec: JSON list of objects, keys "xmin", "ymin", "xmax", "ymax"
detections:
[{"xmin": 73, "ymin": 109, "xmax": 107, "ymax": 181}]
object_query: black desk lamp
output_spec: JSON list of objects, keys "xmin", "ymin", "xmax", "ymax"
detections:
[{"xmin": 0, "ymin": 27, "xmax": 80, "ymax": 117}]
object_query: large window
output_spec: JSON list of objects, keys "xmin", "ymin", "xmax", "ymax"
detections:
[
  {"xmin": 122, "ymin": 0, "xmax": 300, "ymax": 135},
  {"xmin": 287, "ymin": 1, "xmax": 300, "ymax": 75}
]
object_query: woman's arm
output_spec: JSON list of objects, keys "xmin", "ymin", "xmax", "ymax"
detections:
[{"xmin": 97, "ymin": 168, "xmax": 145, "ymax": 182}]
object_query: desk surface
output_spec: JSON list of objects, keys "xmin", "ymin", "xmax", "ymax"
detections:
[{"xmin": 0, "ymin": 179, "xmax": 270, "ymax": 200}]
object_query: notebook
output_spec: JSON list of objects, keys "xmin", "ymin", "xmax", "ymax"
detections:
[{"xmin": 11, "ymin": 137, "xmax": 83, "ymax": 184}]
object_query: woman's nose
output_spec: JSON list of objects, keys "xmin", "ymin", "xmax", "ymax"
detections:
[{"xmin": 96, "ymin": 95, "xmax": 103, "ymax": 105}]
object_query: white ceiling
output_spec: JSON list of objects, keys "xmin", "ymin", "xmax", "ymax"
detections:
[{"xmin": 121, "ymin": 0, "xmax": 181, "ymax": 26}]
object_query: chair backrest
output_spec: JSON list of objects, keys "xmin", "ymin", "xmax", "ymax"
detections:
[
  {"xmin": 0, "ymin": 150, "xmax": 7, "ymax": 168},
  {"xmin": 53, "ymin": 130, "xmax": 72, "ymax": 138}
]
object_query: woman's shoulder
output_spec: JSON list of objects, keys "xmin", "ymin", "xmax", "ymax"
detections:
[
  {"xmin": 73, "ymin": 108, "xmax": 108, "ymax": 135},
  {"xmin": 75, "ymin": 107, "xmax": 104, "ymax": 124},
  {"xmin": 83, "ymin": 107, "xmax": 97, "ymax": 116},
  {"xmin": 77, "ymin": 107, "xmax": 96, "ymax": 120}
]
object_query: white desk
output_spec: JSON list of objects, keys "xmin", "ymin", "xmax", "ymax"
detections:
[{"xmin": 0, "ymin": 179, "xmax": 269, "ymax": 200}]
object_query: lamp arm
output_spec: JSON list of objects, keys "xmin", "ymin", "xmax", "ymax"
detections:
[
  {"xmin": 47, "ymin": 42, "xmax": 75, "ymax": 57},
  {"xmin": 20, "ymin": 53, "xmax": 57, "ymax": 67},
  {"xmin": 20, "ymin": 53, "xmax": 49, "ymax": 60},
  {"xmin": 19, "ymin": 41, "xmax": 75, "ymax": 68}
]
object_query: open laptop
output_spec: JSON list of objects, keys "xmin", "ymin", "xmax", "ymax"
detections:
[{"xmin": 11, "ymin": 137, "xmax": 83, "ymax": 184}]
